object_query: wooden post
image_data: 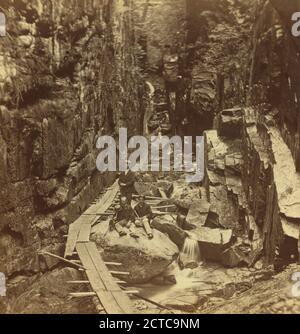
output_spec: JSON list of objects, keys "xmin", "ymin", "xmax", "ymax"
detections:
[
  {"xmin": 66, "ymin": 281, "xmax": 90, "ymax": 284},
  {"xmin": 154, "ymin": 205, "xmax": 176, "ymax": 210},
  {"xmin": 69, "ymin": 292, "xmax": 96, "ymax": 298},
  {"xmin": 124, "ymin": 290, "xmax": 140, "ymax": 295},
  {"xmin": 110, "ymin": 270, "xmax": 130, "ymax": 276},
  {"xmin": 104, "ymin": 262, "xmax": 123, "ymax": 266}
]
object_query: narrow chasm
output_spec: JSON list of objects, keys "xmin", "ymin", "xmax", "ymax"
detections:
[{"xmin": 1, "ymin": 0, "xmax": 300, "ymax": 314}]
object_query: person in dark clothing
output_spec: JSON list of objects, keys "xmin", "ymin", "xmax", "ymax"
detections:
[
  {"xmin": 134, "ymin": 195, "xmax": 154, "ymax": 239},
  {"xmin": 118, "ymin": 169, "xmax": 136, "ymax": 204},
  {"xmin": 110, "ymin": 197, "xmax": 139, "ymax": 238},
  {"xmin": 162, "ymin": 45, "xmax": 180, "ymax": 92}
]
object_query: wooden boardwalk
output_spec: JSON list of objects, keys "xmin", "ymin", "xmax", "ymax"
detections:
[
  {"xmin": 64, "ymin": 182, "xmax": 119, "ymax": 257},
  {"xmin": 64, "ymin": 181, "xmax": 135, "ymax": 314},
  {"xmin": 76, "ymin": 242, "xmax": 133, "ymax": 314}
]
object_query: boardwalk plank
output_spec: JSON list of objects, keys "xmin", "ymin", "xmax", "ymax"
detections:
[
  {"xmin": 64, "ymin": 218, "xmax": 85, "ymax": 257},
  {"xmin": 76, "ymin": 244, "xmax": 124, "ymax": 314},
  {"xmin": 86, "ymin": 242, "xmax": 120, "ymax": 290},
  {"xmin": 77, "ymin": 216, "xmax": 97, "ymax": 243},
  {"xmin": 65, "ymin": 181, "xmax": 134, "ymax": 314},
  {"xmin": 86, "ymin": 242, "xmax": 134, "ymax": 314},
  {"xmin": 112, "ymin": 291, "xmax": 135, "ymax": 314},
  {"xmin": 85, "ymin": 182, "xmax": 119, "ymax": 215}
]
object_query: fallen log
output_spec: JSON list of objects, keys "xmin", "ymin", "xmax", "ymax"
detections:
[{"xmin": 38, "ymin": 251, "xmax": 86, "ymax": 270}]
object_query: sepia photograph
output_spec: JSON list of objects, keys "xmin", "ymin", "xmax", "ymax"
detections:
[{"xmin": 0, "ymin": 0, "xmax": 300, "ymax": 319}]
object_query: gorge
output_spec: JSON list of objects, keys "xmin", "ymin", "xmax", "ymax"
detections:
[{"xmin": 0, "ymin": 0, "xmax": 300, "ymax": 314}]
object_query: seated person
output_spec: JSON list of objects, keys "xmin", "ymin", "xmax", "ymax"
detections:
[
  {"xmin": 110, "ymin": 197, "xmax": 139, "ymax": 239},
  {"xmin": 134, "ymin": 195, "xmax": 154, "ymax": 239}
]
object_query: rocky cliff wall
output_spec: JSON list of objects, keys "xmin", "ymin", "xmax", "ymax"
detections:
[
  {"xmin": 207, "ymin": 104, "xmax": 300, "ymax": 266},
  {"xmin": 196, "ymin": 0, "xmax": 300, "ymax": 265},
  {"xmin": 241, "ymin": 0, "xmax": 300, "ymax": 263},
  {"xmin": 249, "ymin": 0, "xmax": 300, "ymax": 172},
  {"xmin": 0, "ymin": 0, "xmax": 145, "ymax": 278},
  {"xmin": 133, "ymin": 0, "xmax": 186, "ymax": 71},
  {"xmin": 185, "ymin": 0, "xmax": 255, "ymax": 133}
]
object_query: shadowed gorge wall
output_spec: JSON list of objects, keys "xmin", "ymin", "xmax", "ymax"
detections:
[
  {"xmin": 250, "ymin": 0, "xmax": 300, "ymax": 172},
  {"xmin": 0, "ymin": 0, "xmax": 300, "ymax": 315},
  {"xmin": 0, "ymin": 0, "xmax": 145, "ymax": 277},
  {"xmin": 185, "ymin": 0, "xmax": 255, "ymax": 134},
  {"xmin": 187, "ymin": 0, "xmax": 300, "ymax": 265}
]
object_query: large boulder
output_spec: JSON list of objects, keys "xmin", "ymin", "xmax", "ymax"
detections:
[
  {"xmin": 8, "ymin": 268, "xmax": 97, "ymax": 314},
  {"xmin": 189, "ymin": 227, "xmax": 234, "ymax": 262},
  {"xmin": 91, "ymin": 221, "xmax": 179, "ymax": 284},
  {"xmin": 186, "ymin": 200, "xmax": 211, "ymax": 227},
  {"xmin": 156, "ymin": 181, "xmax": 174, "ymax": 197},
  {"xmin": 217, "ymin": 108, "xmax": 243, "ymax": 139},
  {"xmin": 152, "ymin": 215, "xmax": 188, "ymax": 248},
  {"xmin": 221, "ymin": 246, "xmax": 249, "ymax": 268},
  {"xmin": 172, "ymin": 183, "xmax": 201, "ymax": 210},
  {"xmin": 134, "ymin": 182, "xmax": 161, "ymax": 197}
]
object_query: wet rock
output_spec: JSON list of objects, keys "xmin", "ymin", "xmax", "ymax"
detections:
[
  {"xmin": 151, "ymin": 274, "xmax": 177, "ymax": 286},
  {"xmin": 164, "ymin": 274, "xmax": 177, "ymax": 285},
  {"xmin": 152, "ymin": 215, "xmax": 188, "ymax": 249},
  {"xmin": 178, "ymin": 255, "xmax": 198, "ymax": 270},
  {"xmin": 91, "ymin": 221, "xmax": 179, "ymax": 284},
  {"xmin": 190, "ymin": 227, "xmax": 233, "ymax": 262},
  {"xmin": 165, "ymin": 294, "xmax": 199, "ymax": 313}
]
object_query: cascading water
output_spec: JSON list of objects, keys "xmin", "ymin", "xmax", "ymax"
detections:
[{"xmin": 179, "ymin": 237, "xmax": 201, "ymax": 269}]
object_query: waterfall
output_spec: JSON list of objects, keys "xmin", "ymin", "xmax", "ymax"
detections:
[{"xmin": 179, "ymin": 238, "xmax": 201, "ymax": 268}]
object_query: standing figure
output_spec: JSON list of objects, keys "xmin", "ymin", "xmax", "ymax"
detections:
[
  {"xmin": 118, "ymin": 168, "xmax": 136, "ymax": 204},
  {"xmin": 134, "ymin": 195, "xmax": 154, "ymax": 239}
]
